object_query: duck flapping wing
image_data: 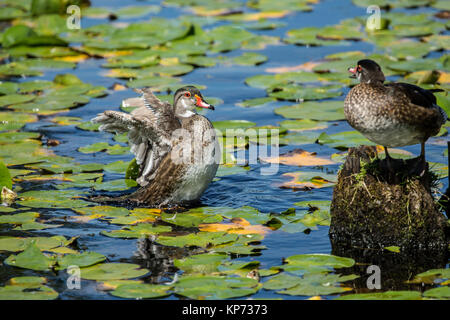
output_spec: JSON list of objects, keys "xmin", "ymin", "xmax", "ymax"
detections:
[{"xmin": 91, "ymin": 88, "xmax": 181, "ymax": 186}]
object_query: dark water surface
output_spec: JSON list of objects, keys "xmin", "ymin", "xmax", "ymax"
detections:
[{"xmin": 0, "ymin": 0, "xmax": 448, "ymax": 300}]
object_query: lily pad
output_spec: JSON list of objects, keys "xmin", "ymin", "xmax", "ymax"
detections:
[
  {"xmin": 337, "ymin": 290, "xmax": 422, "ymax": 300},
  {"xmin": 423, "ymin": 286, "xmax": 450, "ymax": 299},
  {"xmin": 174, "ymin": 274, "xmax": 259, "ymax": 300},
  {"xmin": 5, "ymin": 243, "xmax": 56, "ymax": 271},
  {"xmin": 161, "ymin": 208, "xmax": 223, "ymax": 227},
  {"xmin": 173, "ymin": 253, "xmax": 228, "ymax": 274},
  {"xmin": 79, "ymin": 263, "xmax": 149, "ymax": 281},
  {"xmin": 281, "ymin": 254, "xmax": 355, "ymax": 273},
  {"xmin": 57, "ymin": 251, "xmax": 107, "ymax": 270},
  {"xmin": 275, "ymin": 101, "xmax": 345, "ymax": 121},
  {"xmin": 101, "ymin": 224, "xmax": 172, "ymax": 239},
  {"xmin": 318, "ymin": 131, "xmax": 375, "ymax": 150},
  {"xmin": 110, "ymin": 283, "xmax": 171, "ymax": 299}
]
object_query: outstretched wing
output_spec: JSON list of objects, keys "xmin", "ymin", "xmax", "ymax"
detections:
[
  {"xmin": 92, "ymin": 89, "xmax": 181, "ymax": 186},
  {"xmin": 126, "ymin": 88, "xmax": 180, "ymax": 133}
]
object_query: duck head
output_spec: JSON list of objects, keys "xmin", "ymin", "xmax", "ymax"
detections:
[
  {"xmin": 173, "ymin": 86, "xmax": 214, "ymax": 118},
  {"xmin": 348, "ymin": 59, "xmax": 385, "ymax": 84}
]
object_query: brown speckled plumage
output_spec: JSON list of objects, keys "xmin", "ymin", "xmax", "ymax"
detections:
[
  {"xmin": 128, "ymin": 114, "xmax": 217, "ymax": 206},
  {"xmin": 92, "ymin": 86, "xmax": 218, "ymax": 207},
  {"xmin": 344, "ymin": 60, "xmax": 447, "ymax": 150}
]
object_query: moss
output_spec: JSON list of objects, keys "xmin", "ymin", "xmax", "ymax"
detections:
[{"xmin": 330, "ymin": 146, "xmax": 448, "ymax": 251}]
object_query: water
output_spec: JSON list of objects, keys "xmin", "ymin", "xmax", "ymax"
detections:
[{"xmin": 0, "ymin": 0, "xmax": 448, "ymax": 300}]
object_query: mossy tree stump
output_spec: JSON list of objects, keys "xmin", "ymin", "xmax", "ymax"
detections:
[{"xmin": 329, "ymin": 146, "xmax": 449, "ymax": 251}]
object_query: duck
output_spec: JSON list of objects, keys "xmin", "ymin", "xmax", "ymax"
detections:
[
  {"xmin": 91, "ymin": 86, "xmax": 220, "ymax": 207},
  {"xmin": 344, "ymin": 59, "xmax": 447, "ymax": 174}
]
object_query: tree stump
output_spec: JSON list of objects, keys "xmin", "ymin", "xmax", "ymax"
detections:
[{"xmin": 329, "ymin": 146, "xmax": 449, "ymax": 252}]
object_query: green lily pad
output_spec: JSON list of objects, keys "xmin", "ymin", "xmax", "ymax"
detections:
[
  {"xmin": 277, "ymin": 272, "xmax": 357, "ymax": 296},
  {"xmin": 0, "ymin": 94, "xmax": 36, "ymax": 107},
  {"xmin": 57, "ymin": 251, "xmax": 107, "ymax": 270},
  {"xmin": 161, "ymin": 208, "xmax": 223, "ymax": 228},
  {"xmin": 156, "ymin": 231, "xmax": 238, "ymax": 248},
  {"xmin": 78, "ymin": 142, "xmax": 110, "ymax": 154},
  {"xmin": 174, "ymin": 253, "xmax": 228, "ymax": 274},
  {"xmin": 13, "ymin": 222, "xmax": 62, "ymax": 231},
  {"xmin": 174, "ymin": 274, "xmax": 259, "ymax": 300},
  {"xmin": 93, "ymin": 179, "xmax": 137, "ymax": 191},
  {"xmin": 115, "ymin": 5, "xmax": 161, "ymax": 18},
  {"xmin": 5, "ymin": 243, "xmax": 56, "ymax": 271},
  {"xmin": 74, "ymin": 206, "xmax": 129, "ymax": 218},
  {"xmin": 0, "ymin": 281, "xmax": 58, "ymax": 300},
  {"xmin": 0, "ymin": 112, "xmax": 38, "ymax": 131},
  {"xmin": 17, "ymin": 190, "xmax": 90, "ymax": 209},
  {"xmin": 318, "ymin": 131, "xmax": 375, "ymax": 150},
  {"xmin": 101, "ymin": 224, "xmax": 172, "ymax": 239},
  {"xmin": 337, "ymin": 290, "xmax": 422, "ymax": 300},
  {"xmin": 284, "ymin": 27, "xmax": 349, "ymax": 46},
  {"xmin": 216, "ymin": 165, "xmax": 250, "ymax": 177},
  {"xmin": 274, "ymin": 100, "xmax": 345, "ymax": 121},
  {"xmin": 269, "ymin": 84, "xmax": 342, "ymax": 101},
  {"xmin": 262, "ymin": 273, "xmax": 302, "ymax": 290},
  {"xmin": 0, "ymin": 211, "xmax": 39, "ymax": 224},
  {"xmin": 110, "ymin": 283, "xmax": 172, "ymax": 299},
  {"xmin": 213, "ymin": 120, "xmax": 257, "ymax": 132},
  {"xmin": 423, "ymin": 286, "xmax": 450, "ymax": 299},
  {"xmin": 0, "ymin": 160, "xmax": 12, "ymax": 190},
  {"xmin": 229, "ymin": 52, "xmax": 268, "ymax": 66},
  {"xmin": 281, "ymin": 254, "xmax": 355, "ymax": 274},
  {"xmin": 279, "ymin": 131, "xmax": 322, "ymax": 146},
  {"xmin": 279, "ymin": 119, "xmax": 329, "ymax": 131},
  {"xmin": 236, "ymin": 97, "xmax": 277, "ymax": 108},
  {"xmin": 79, "ymin": 263, "xmax": 149, "ymax": 281}
]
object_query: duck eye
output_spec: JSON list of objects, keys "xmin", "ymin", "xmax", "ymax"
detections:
[{"xmin": 184, "ymin": 92, "xmax": 191, "ymax": 98}]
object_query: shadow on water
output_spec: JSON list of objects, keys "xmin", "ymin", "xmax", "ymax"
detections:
[{"xmin": 331, "ymin": 243, "xmax": 448, "ymax": 293}]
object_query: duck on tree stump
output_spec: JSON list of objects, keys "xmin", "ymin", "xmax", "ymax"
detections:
[{"xmin": 330, "ymin": 59, "xmax": 449, "ymax": 252}]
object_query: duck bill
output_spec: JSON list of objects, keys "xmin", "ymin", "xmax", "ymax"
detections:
[
  {"xmin": 195, "ymin": 95, "xmax": 215, "ymax": 110},
  {"xmin": 348, "ymin": 67, "xmax": 357, "ymax": 79}
]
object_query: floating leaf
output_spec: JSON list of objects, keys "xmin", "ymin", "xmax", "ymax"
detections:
[
  {"xmin": 173, "ymin": 253, "xmax": 228, "ymax": 274},
  {"xmin": 174, "ymin": 274, "xmax": 259, "ymax": 300},
  {"xmin": 281, "ymin": 254, "xmax": 355, "ymax": 274},
  {"xmin": 5, "ymin": 243, "xmax": 56, "ymax": 271},
  {"xmin": 101, "ymin": 224, "xmax": 172, "ymax": 239},
  {"xmin": 161, "ymin": 208, "xmax": 223, "ymax": 228},
  {"xmin": 337, "ymin": 290, "xmax": 422, "ymax": 300},
  {"xmin": 274, "ymin": 101, "xmax": 345, "ymax": 121},
  {"xmin": 110, "ymin": 283, "xmax": 171, "ymax": 299},
  {"xmin": 281, "ymin": 171, "xmax": 336, "ymax": 190},
  {"xmin": 57, "ymin": 251, "xmax": 107, "ymax": 270},
  {"xmin": 277, "ymin": 272, "xmax": 356, "ymax": 296},
  {"xmin": 423, "ymin": 286, "xmax": 450, "ymax": 299},
  {"xmin": 261, "ymin": 148, "xmax": 334, "ymax": 167},
  {"xmin": 0, "ymin": 282, "xmax": 58, "ymax": 300},
  {"xmin": 318, "ymin": 131, "xmax": 375, "ymax": 150},
  {"xmin": 79, "ymin": 263, "xmax": 149, "ymax": 281},
  {"xmin": 199, "ymin": 217, "xmax": 270, "ymax": 235},
  {"xmin": 156, "ymin": 231, "xmax": 238, "ymax": 248},
  {"xmin": 0, "ymin": 161, "xmax": 12, "ymax": 190},
  {"xmin": 17, "ymin": 190, "xmax": 90, "ymax": 209}
]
